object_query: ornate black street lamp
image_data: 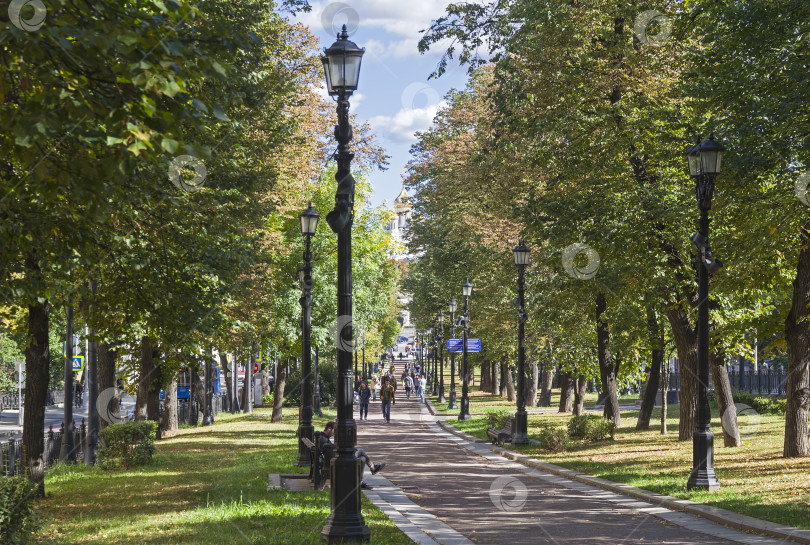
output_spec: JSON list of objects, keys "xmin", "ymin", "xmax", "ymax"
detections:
[
  {"xmin": 296, "ymin": 202, "xmax": 319, "ymax": 467},
  {"xmin": 448, "ymin": 299, "xmax": 458, "ymax": 409},
  {"xmin": 437, "ymin": 311, "xmax": 446, "ymax": 403},
  {"xmin": 685, "ymin": 133, "xmax": 724, "ymax": 492},
  {"xmin": 512, "ymin": 241, "xmax": 530, "ymax": 444},
  {"xmin": 458, "ymin": 280, "xmax": 473, "ymax": 421},
  {"xmin": 431, "ymin": 326, "xmax": 438, "ymax": 396},
  {"xmin": 320, "ymin": 25, "xmax": 369, "ymax": 543}
]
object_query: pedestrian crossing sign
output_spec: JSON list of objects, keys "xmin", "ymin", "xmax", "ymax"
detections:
[{"xmin": 72, "ymin": 356, "xmax": 84, "ymax": 372}]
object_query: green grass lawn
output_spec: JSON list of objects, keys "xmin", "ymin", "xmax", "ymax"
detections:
[
  {"xmin": 35, "ymin": 409, "xmax": 412, "ymax": 545},
  {"xmin": 448, "ymin": 402, "xmax": 810, "ymax": 530}
]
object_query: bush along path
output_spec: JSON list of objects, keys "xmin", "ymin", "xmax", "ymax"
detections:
[{"xmin": 354, "ymin": 387, "xmax": 806, "ymax": 545}]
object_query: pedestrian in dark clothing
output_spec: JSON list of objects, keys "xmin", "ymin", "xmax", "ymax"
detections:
[
  {"xmin": 380, "ymin": 378, "xmax": 395, "ymax": 423},
  {"xmin": 358, "ymin": 381, "xmax": 371, "ymax": 420}
]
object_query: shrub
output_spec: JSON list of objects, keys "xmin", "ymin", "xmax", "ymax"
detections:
[
  {"xmin": 262, "ymin": 393, "xmax": 274, "ymax": 406},
  {"xmin": 99, "ymin": 421, "xmax": 156, "ymax": 469},
  {"xmin": 537, "ymin": 427, "xmax": 568, "ymax": 453},
  {"xmin": 486, "ymin": 410, "xmax": 511, "ymax": 429},
  {"xmin": 730, "ymin": 390, "xmax": 786, "ymax": 415},
  {"xmin": 567, "ymin": 415, "xmax": 590, "ymax": 438},
  {"xmin": 0, "ymin": 476, "xmax": 40, "ymax": 544},
  {"xmin": 567, "ymin": 414, "xmax": 615, "ymax": 442},
  {"xmin": 584, "ymin": 417, "xmax": 616, "ymax": 441},
  {"xmin": 282, "ymin": 362, "xmax": 338, "ymax": 407}
]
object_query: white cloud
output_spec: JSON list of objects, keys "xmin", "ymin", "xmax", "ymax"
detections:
[
  {"xmin": 297, "ymin": 1, "xmax": 454, "ymax": 58},
  {"xmin": 368, "ymin": 101, "xmax": 446, "ymax": 144}
]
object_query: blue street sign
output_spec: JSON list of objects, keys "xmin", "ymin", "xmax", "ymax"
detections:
[
  {"xmin": 255, "ymin": 347, "xmax": 262, "ymax": 362},
  {"xmin": 72, "ymin": 356, "xmax": 84, "ymax": 372},
  {"xmin": 446, "ymin": 339, "xmax": 482, "ymax": 353}
]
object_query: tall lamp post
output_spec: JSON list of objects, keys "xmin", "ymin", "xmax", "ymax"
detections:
[
  {"xmin": 448, "ymin": 299, "xmax": 458, "ymax": 409},
  {"xmin": 458, "ymin": 280, "xmax": 473, "ymax": 420},
  {"xmin": 431, "ymin": 326, "xmax": 438, "ymax": 396},
  {"xmin": 685, "ymin": 133, "xmax": 724, "ymax": 492},
  {"xmin": 320, "ymin": 25, "xmax": 369, "ymax": 543},
  {"xmin": 437, "ymin": 312, "xmax": 446, "ymax": 402},
  {"xmin": 512, "ymin": 241, "xmax": 530, "ymax": 444},
  {"xmin": 296, "ymin": 202, "xmax": 319, "ymax": 467}
]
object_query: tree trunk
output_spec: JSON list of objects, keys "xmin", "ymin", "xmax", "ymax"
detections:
[
  {"xmin": 784, "ymin": 225, "xmax": 810, "ymax": 457},
  {"xmin": 219, "ymin": 352, "xmax": 231, "ymax": 413},
  {"xmin": 527, "ymin": 361, "xmax": 539, "ymax": 407},
  {"xmin": 637, "ymin": 311, "xmax": 664, "ymax": 431},
  {"xmin": 573, "ymin": 375, "xmax": 587, "ymax": 416},
  {"xmin": 97, "ymin": 343, "xmax": 118, "ymax": 430},
  {"xmin": 192, "ymin": 370, "xmax": 205, "ymax": 425},
  {"xmin": 262, "ymin": 366, "xmax": 270, "ymax": 398},
  {"xmin": 135, "ymin": 336, "xmax": 153, "ymax": 421},
  {"xmin": 499, "ymin": 358, "xmax": 507, "ymax": 397},
  {"xmin": 540, "ymin": 365, "xmax": 553, "ymax": 407},
  {"xmin": 558, "ymin": 373, "xmax": 573, "ymax": 413},
  {"xmin": 22, "ymin": 267, "xmax": 50, "ymax": 495},
  {"xmin": 162, "ymin": 378, "xmax": 178, "ymax": 432},
  {"xmin": 596, "ymin": 293, "xmax": 621, "ymax": 428},
  {"xmin": 146, "ymin": 348, "xmax": 161, "ymax": 422},
  {"xmin": 490, "ymin": 360, "xmax": 499, "ymax": 394},
  {"xmin": 271, "ymin": 362, "xmax": 287, "ymax": 423},
  {"xmin": 661, "ymin": 355, "xmax": 669, "ymax": 435},
  {"xmin": 503, "ymin": 363, "xmax": 515, "ymax": 402},
  {"xmin": 637, "ymin": 356, "xmax": 662, "ymax": 431},
  {"xmin": 666, "ymin": 305, "xmax": 698, "ymax": 441},
  {"xmin": 480, "ymin": 359, "xmax": 491, "ymax": 392},
  {"xmin": 711, "ymin": 350, "xmax": 740, "ymax": 447}
]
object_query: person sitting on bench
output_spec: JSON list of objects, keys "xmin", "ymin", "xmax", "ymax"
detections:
[{"xmin": 320, "ymin": 421, "xmax": 385, "ymax": 488}]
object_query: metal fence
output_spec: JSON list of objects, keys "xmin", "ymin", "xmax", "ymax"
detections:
[
  {"xmin": 0, "ymin": 389, "xmax": 66, "ymax": 411},
  {"xmin": 0, "ymin": 395, "xmax": 227, "ymax": 476},
  {"xmin": 175, "ymin": 395, "xmax": 224, "ymax": 426},
  {"xmin": 0, "ymin": 420, "xmax": 87, "ymax": 477},
  {"xmin": 661, "ymin": 369, "xmax": 786, "ymax": 396}
]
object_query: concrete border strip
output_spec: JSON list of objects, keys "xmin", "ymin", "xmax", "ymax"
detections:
[
  {"xmin": 363, "ymin": 474, "xmax": 475, "ymax": 545},
  {"xmin": 436, "ymin": 418, "xmax": 810, "ymax": 545}
]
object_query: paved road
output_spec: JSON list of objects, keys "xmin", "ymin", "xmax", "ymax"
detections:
[
  {"xmin": 354, "ymin": 362, "xmax": 760, "ymax": 545},
  {"xmin": 0, "ymin": 390, "xmax": 136, "ymax": 440}
]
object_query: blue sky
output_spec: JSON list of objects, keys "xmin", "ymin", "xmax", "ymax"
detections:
[{"xmin": 292, "ymin": 1, "xmax": 471, "ymax": 208}]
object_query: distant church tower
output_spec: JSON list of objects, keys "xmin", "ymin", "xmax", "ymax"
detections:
[
  {"xmin": 384, "ymin": 185, "xmax": 414, "ymax": 262},
  {"xmin": 384, "ymin": 185, "xmax": 414, "ymax": 327}
]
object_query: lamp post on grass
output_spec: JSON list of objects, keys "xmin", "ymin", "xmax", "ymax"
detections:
[
  {"xmin": 458, "ymin": 280, "xmax": 473, "ymax": 421},
  {"xmin": 512, "ymin": 241, "xmax": 530, "ymax": 444},
  {"xmin": 437, "ymin": 312, "xmax": 445, "ymax": 403},
  {"xmin": 296, "ymin": 202, "xmax": 319, "ymax": 467},
  {"xmin": 320, "ymin": 24, "xmax": 370, "ymax": 543},
  {"xmin": 684, "ymin": 133, "xmax": 725, "ymax": 492},
  {"xmin": 448, "ymin": 299, "xmax": 458, "ymax": 409}
]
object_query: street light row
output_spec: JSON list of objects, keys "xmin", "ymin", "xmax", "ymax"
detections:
[
  {"xmin": 411, "ymin": 134, "xmax": 725, "ymax": 491},
  {"xmin": 311, "ymin": 24, "xmax": 726, "ymax": 544}
]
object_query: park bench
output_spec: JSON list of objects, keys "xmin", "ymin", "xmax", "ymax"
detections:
[
  {"xmin": 486, "ymin": 417, "xmax": 515, "ymax": 446},
  {"xmin": 300, "ymin": 432, "xmax": 328, "ymax": 490}
]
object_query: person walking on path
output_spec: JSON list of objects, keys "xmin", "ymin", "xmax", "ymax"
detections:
[
  {"xmin": 380, "ymin": 378, "xmax": 395, "ymax": 423},
  {"xmin": 372, "ymin": 376, "xmax": 379, "ymax": 401},
  {"xmin": 419, "ymin": 375, "xmax": 427, "ymax": 403},
  {"xmin": 404, "ymin": 374, "xmax": 414, "ymax": 399},
  {"xmin": 358, "ymin": 380, "xmax": 371, "ymax": 420}
]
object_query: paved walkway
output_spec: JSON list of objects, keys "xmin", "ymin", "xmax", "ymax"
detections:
[{"xmin": 355, "ymin": 365, "xmax": 790, "ymax": 545}]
